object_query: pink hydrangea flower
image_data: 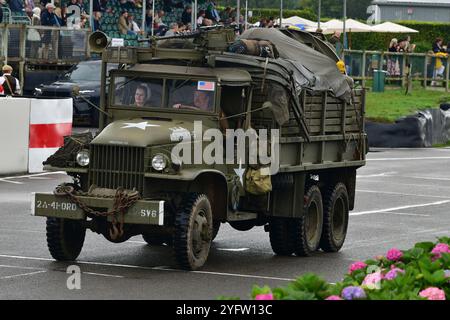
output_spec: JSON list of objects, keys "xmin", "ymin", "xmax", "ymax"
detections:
[
  {"xmin": 348, "ymin": 261, "xmax": 367, "ymax": 274},
  {"xmin": 431, "ymin": 243, "xmax": 450, "ymax": 259},
  {"xmin": 386, "ymin": 248, "xmax": 403, "ymax": 261},
  {"xmin": 419, "ymin": 287, "xmax": 446, "ymax": 300},
  {"xmin": 385, "ymin": 268, "xmax": 405, "ymax": 280},
  {"xmin": 362, "ymin": 271, "xmax": 384, "ymax": 289},
  {"xmin": 326, "ymin": 295, "xmax": 343, "ymax": 300},
  {"xmin": 255, "ymin": 293, "xmax": 274, "ymax": 300}
]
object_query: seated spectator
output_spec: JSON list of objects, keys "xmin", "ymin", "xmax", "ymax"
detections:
[
  {"xmin": 433, "ymin": 37, "xmax": 446, "ymax": 54},
  {"xmin": 128, "ymin": 14, "xmax": 142, "ymax": 35},
  {"xmin": 119, "ymin": 10, "xmax": 130, "ymax": 35},
  {"xmin": 221, "ymin": 7, "xmax": 232, "ymax": 24},
  {"xmin": 93, "ymin": 11, "xmax": 102, "ymax": 32},
  {"xmin": 154, "ymin": 10, "xmax": 165, "ymax": 29},
  {"xmin": 165, "ymin": 22, "xmax": 179, "ymax": 36},
  {"xmin": 8, "ymin": 0, "xmax": 24, "ymax": 12},
  {"xmin": 181, "ymin": 5, "xmax": 192, "ymax": 26},
  {"xmin": 197, "ymin": 10, "xmax": 206, "ymax": 26}
]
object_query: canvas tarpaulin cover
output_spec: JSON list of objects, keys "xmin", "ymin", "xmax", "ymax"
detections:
[{"xmin": 239, "ymin": 28, "xmax": 352, "ymax": 101}]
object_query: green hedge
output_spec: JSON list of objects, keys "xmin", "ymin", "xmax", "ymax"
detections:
[
  {"xmin": 247, "ymin": 8, "xmax": 317, "ymax": 23},
  {"xmin": 345, "ymin": 21, "xmax": 450, "ymax": 53}
]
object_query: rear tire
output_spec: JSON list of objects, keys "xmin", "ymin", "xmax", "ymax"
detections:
[
  {"xmin": 320, "ymin": 183, "xmax": 349, "ymax": 252},
  {"xmin": 174, "ymin": 193, "xmax": 213, "ymax": 270},
  {"xmin": 269, "ymin": 218, "xmax": 294, "ymax": 256},
  {"xmin": 292, "ymin": 185, "xmax": 323, "ymax": 256},
  {"xmin": 46, "ymin": 217, "xmax": 86, "ymax": 261}
]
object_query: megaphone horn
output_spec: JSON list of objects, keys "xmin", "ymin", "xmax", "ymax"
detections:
[{"xmin": 89, "ymin": 31, "xmax": 111, "ymax": 53}]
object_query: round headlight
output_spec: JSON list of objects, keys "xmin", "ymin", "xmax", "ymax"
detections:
[
  {"xmin": 76, "ymin": 150, "xmax": 90, "ymax": 167},
  {"xmin": 152, "ymin": 154, "xmax": 167, "ymax": 171}
]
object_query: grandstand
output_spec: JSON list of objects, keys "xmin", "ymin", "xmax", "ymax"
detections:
[{"xmin": 1, "ymin": 0, "xmax": 205, "ymax": 47}]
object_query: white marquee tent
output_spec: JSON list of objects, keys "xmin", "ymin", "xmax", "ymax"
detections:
[{"xmin": 370, "ymin": 21, "xmax": 419, "ymax": 33}]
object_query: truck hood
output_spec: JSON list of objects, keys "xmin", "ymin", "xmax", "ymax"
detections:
[{"xmin": 92, "ymin": 118, "xmax": 214, "ymax": 147}]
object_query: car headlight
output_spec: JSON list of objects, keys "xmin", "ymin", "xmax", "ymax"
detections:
[
  {"xmin": 34, "ymin": 88, "xmax": 42, "ymax": 95},
  {"xmin": 152, "ymin": 154, "xmax": 167, "ymax": 171},
  {"xmin": 76, "ymin": 150, "xmax": 90, "ymax": 167}
]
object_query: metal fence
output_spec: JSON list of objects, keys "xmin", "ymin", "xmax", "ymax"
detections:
[
  {"xmin": 0, "ymin": 24, "xmax": 90, "ymax": 64},
  {"xmin": 344, "ymin": 49, "xmax": 450, "ymax": 91},
  {"xmin": 0, "ymin": 24, "xmax": 91, "ymax": 92}
]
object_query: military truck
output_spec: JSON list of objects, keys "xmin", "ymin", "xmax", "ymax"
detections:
[{"xmin": 32, "ymin": 27, "xmax": 367, "ymax": 270}]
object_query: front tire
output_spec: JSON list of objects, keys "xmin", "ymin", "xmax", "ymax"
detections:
[
  {"xmin": 320, "ymin": 183, "xmax": 349, "ymax": 252},
  {"xmin": 269, "ymin": 218, "xmax": 295, "ymax": 256},
  {"xmin": 174, "ymin": 193, "xmax": 213, "ymax": 270},
  {"xmin": 46, "ymin": 217, "xmax": 86, "ymax": 261}
]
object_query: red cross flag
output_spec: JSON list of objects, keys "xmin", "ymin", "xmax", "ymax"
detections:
[{"xmin": 28, "ymin": 99, "xmax": 73, "ymax": 173}]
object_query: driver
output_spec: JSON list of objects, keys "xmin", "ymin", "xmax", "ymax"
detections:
[
  {"xmin": 173, "ymin": 90, "xmax": 212, "ymax": 111},
  {"xmin": 134, "ymin": 84, "xmax": 152, "ymax": 107}
]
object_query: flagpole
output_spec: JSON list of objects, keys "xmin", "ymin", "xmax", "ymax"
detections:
[
  {"xmin": 194, "ymin": 0, "xmax": 198, "ymax": 31},
  {"xmin": 151, "ymin": 0, "xmax": 155, "ymax": 36},
  {"xmin": 142, "ymin": 0, "xmax": 146, "ymax": 35},
  {"xmin": 244, "ymin": 0, "xmax": 248, "ymax": 30},
  {"xmin": 318, "ymin": 0, "xmax": 321, "ymax": 29},
  {"xmin": 343, "ymin": 0, "xmax": 347, "ymax": 50},
  {"xmin": 280, "ymin": 0, "xmax": 283, "ymax": 28}
]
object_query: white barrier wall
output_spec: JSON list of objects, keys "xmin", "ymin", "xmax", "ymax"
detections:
[
  {"xmin": 0, "ymin": 97, "xmax": 31, "ymax": 175},
  {"xmin": 28, "ymin": 98, "xmax": 73, "ymax": 173}
]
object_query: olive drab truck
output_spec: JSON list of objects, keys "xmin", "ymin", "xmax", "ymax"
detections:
[{"xmin": 32, "ymin": 27, "xmax": 367, "ymax": 270}]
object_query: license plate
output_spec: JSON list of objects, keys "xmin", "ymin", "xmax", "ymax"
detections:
[{"xmin": 32, "ymin": 193, "xmax": 165, "ymax": 225}]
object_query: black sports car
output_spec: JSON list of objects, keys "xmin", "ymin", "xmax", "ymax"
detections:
[{"xmin": 34, "ymin": 60, "xmax": 115, "ymax": 127}]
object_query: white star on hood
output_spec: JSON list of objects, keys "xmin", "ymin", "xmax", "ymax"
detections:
[{"xmin": 121, "ymin": 122, "xmax": 160, "ymax": 130}]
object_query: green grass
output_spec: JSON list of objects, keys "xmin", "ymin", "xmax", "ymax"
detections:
[
  {"xmin": 433, "ymin": 141, "xmax": 450, "ymax": 148},
  {"xmin": 365, "ymin": 86, "xmax": 450, "ymax": 123}
]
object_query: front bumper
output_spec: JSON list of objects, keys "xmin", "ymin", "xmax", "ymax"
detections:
[{"xmin": 32, "ymin": 193, "xmax": 164, "ymax": 226}]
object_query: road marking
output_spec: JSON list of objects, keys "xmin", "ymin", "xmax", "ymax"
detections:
[
  {"xmin": 0, "ymin": 264, "xmax": 45, "ymax": 271},
  {"xmin": 356, "ymin": 189, "xmax": 450, "ymax": 200},
  {"xmin": 0, "ymin": 172, "xmax": 65, "ymax": 181},
  {"xmin": 368, "ymin": 157, "xmax": 450, "ymax": 161},
  {"xmin": 357, "ymin": 179, "xmax": 450, "ymax": 190},
  {"xmin": 386, "ymin": 212, "xmax": 431, "ymax": 217},
  {"xmin": 398, "ymin": 175, "xmax": 450, "ymax": 182},
  {"xmin": 0, "ymin": 179, "xmax": 24, "ymax": 185},
  {"xmin": 83, "ymin": 272, "xmax": 125, "ymax": 278},
  {"xmin": 0, "ymin": 270, "xmax": 46, "ymax": 280},
  {"xmin": 350, "ymin": 200, "xmax": 450, "ymax": 216},
  {"xmin": 357, "ymin": 172, "xmax": 397, "ymax": 178},
  {"xmin": 0, "ymin": 254, "xmax": 295, "ymax": 282},
  {"xmin": 217, "ymin": 248, "xmax": 250, "ymax": 252}
]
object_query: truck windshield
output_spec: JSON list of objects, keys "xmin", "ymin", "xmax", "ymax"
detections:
[{"xmin": 113, "ymin": 76, "xmax": 215, "ymax": 112}]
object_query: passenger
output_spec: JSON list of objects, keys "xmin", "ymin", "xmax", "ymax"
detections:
[
  {"xmin": 134, "ymin": 84, "xmax": 151, "ymax": 107},
  {"xmin": 173, "ymin": 90, "xmax": 212, "ymax": 111}
]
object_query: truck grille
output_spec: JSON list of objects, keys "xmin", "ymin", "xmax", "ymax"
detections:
[{"xmin": 89, "ymin": 145, "xmax": 145, "ymax": 193}]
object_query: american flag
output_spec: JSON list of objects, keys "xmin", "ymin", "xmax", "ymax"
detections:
[{"xmin": 197, "ymin": 81, "xmax": 216, "ymax": 92}]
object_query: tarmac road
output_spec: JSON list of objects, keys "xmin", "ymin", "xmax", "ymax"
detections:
[{"xmin": 0, "ymin": 148, "xmax": 449, "ymax": 300}]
